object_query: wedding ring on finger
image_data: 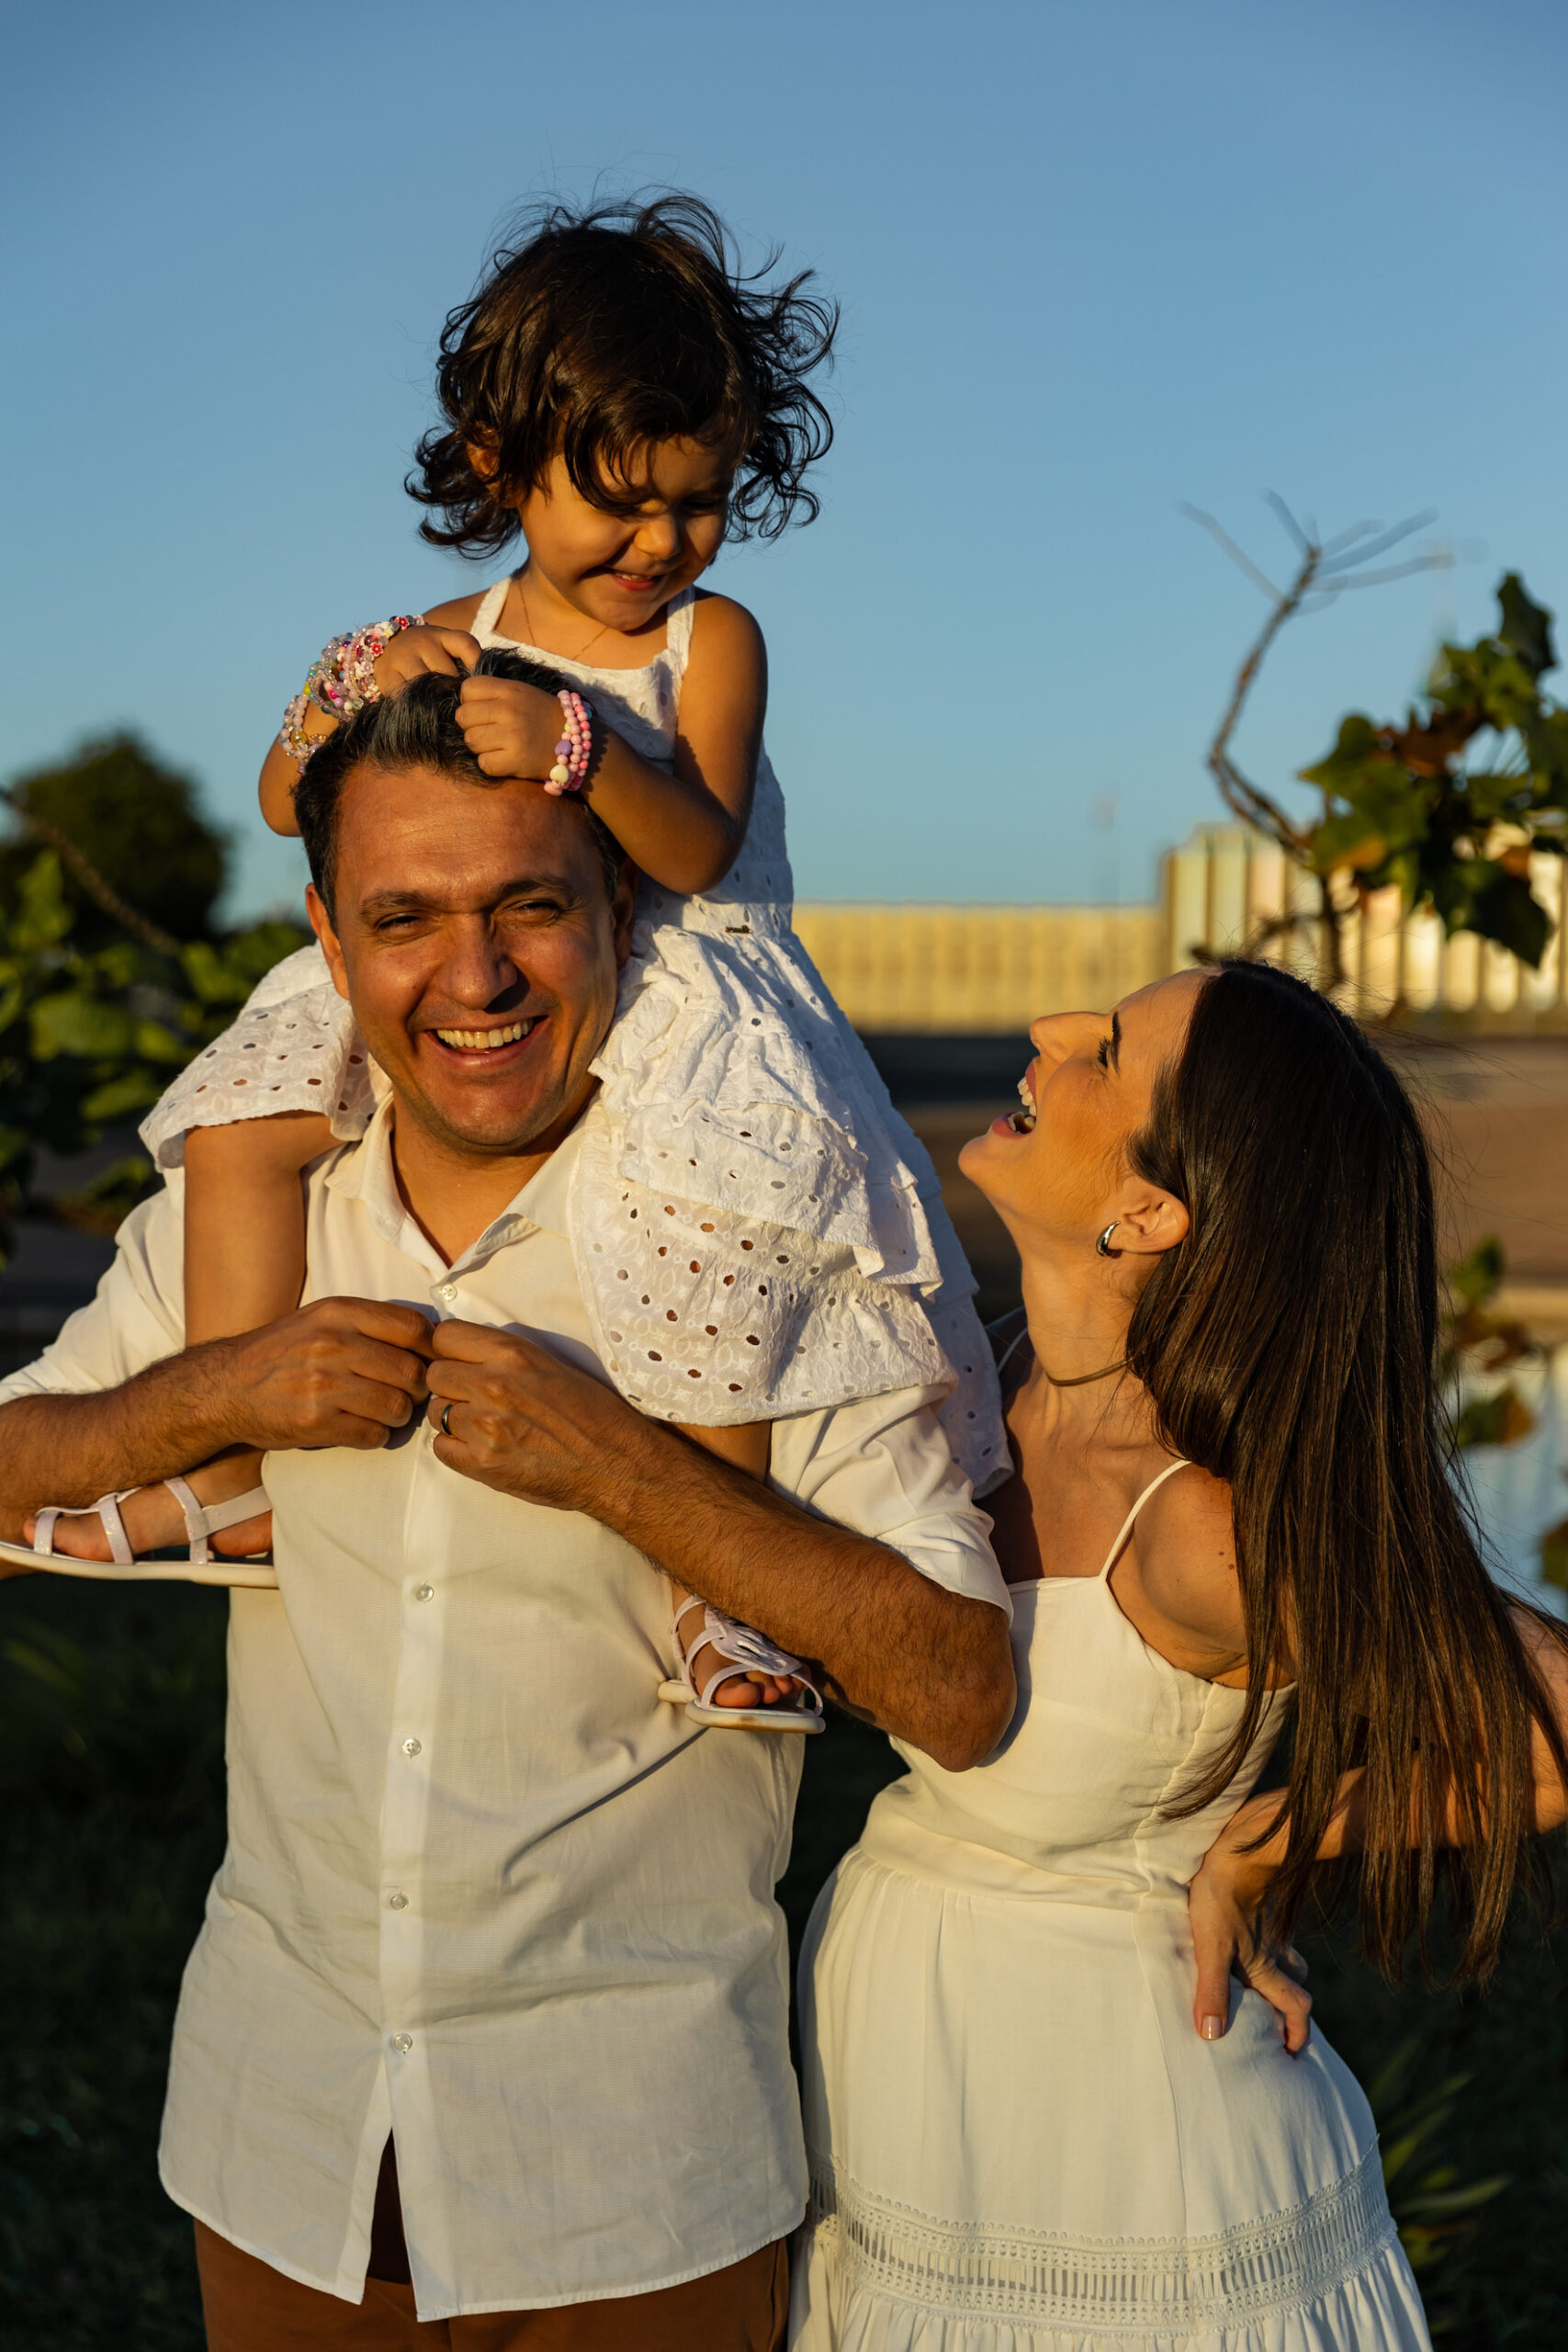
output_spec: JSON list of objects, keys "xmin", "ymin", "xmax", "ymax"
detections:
[{"xmin": 439, "ymin": 1401, "xmax": 455, "ymax": 1439}]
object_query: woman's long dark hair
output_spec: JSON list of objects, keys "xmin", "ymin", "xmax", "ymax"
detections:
[{"xmin": 1126, "ymin": 960, "xmax": 1567, "ymax": 1976}]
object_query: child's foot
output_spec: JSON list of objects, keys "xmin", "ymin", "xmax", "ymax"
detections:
[
  {"xmin": 660, "ymin": 1595, "xmax": 824, "ymax": 1728},
  {"xmin": 25, "ymin": 1453, "xmax": 272, "ymax": 1561}
]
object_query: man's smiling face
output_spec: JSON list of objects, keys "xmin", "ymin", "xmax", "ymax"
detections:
[{"xmin": 309, "ymin": 761, "xmax": 634, "ymax": 1163}]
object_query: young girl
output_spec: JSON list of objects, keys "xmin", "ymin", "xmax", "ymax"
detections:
[{"xmin": 36, "ymin": 196, "xmax": 1007, "ymax": 1713}]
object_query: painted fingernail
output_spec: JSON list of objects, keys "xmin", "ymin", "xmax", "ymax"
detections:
[{"xmin": 1201, "ymin": 2015, "xmax": 1224, "ymax": 2041}]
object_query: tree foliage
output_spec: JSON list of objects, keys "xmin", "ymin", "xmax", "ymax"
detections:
[
  {"xmin": 1303, "ymin": 576, "xmax": 1567, "ymax": 968},
  {"xmin": 1191, "ymin": 503, "xmax": 1564, "ymax": 989},
  {"xmin": 1, "ymin": 735, "xmax": 230, "ymax": 946},
  {"xmin": 0, "ymin": 735, "xmax": 307, "ymax": 1260}
]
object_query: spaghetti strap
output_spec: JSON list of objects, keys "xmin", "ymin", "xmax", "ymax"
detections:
[
  {"xmin": 663, "ymin": 587, "xmax": 696, "ymax": 682},
  {"xmin": 472, "ymin": 576, "xmax": 514, "ymax": 641},
  {"xmin": 1097, "ymin": 1458, "xmax": 1191, "ymax": 1581}
]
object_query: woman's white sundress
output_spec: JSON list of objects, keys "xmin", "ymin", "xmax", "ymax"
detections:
[
  {"xmin": 792, "ymin": 1456, "xmax": 1431, "ymax": 2352},
  {"xmin": 141, "ymin": 583, "xmax": 1006, "ymax": 1487}
]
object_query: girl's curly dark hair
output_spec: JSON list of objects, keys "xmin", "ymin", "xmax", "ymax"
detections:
[{"xmin": 408, "ymin": 193, "xmax": 838, "ymax": 559}]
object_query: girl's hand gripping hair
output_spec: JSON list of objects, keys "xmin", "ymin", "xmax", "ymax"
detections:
[{"xmin": 259, "ymin": 626, "xmax": 482, "ymax": 834}]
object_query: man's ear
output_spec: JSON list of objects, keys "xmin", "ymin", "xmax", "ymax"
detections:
[
  {"xmin": 611, "ymin": 863, "xmax": 639, "ymax": 969},
  {"xmin": 1105, "ymin": 1182, "xmax": 1190, "ymax": 1259},
  {"xmin": 307, "ymin": 883, "xmax": 351, "ymax": 1005}
]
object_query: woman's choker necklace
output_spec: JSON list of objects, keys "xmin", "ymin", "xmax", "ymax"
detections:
[{"xmin": 1041, "ymin": 1356, "xmax": 1128, "ymax": 1388}]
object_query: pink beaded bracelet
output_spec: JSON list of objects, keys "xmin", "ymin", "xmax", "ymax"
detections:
[
  {"xmin": 545, "ymin": 689, "xmax": 594, "ymax": 795},
  {"xmin": 277, "ymin": 616, "xmax": 423, "ymax": 768}
]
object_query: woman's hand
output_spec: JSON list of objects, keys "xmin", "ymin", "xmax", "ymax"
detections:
[{"xmin": 1188, "ymin": 1790, "xmax": 1313, "ymax": 2055}]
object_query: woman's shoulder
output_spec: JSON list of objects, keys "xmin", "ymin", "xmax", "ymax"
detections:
[{"xmin": 1132, "ymin": 1458, "xmax": 1243, "ymax": 1651}]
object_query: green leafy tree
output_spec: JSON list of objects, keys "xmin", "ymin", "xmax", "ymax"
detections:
[
  {"xmin": 1, "ymin": 733, "xmax": 229, "ymax": 946},
  {"xmin": 0, "ymin": 742, "xmax": 307, "ymax": 1260},
  {"xmin": 1188, "ymin": 503, "xmax": 1565, "ymax": 989}
]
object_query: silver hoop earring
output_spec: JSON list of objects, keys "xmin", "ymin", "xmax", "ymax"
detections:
[{"xmin": 1095, "ymin": 1222, "xmax": 1117, "ymax": 1258}]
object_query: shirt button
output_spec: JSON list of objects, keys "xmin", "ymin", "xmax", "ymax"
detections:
[
  {"xmin": 402, "ymin": 1737, "xmax": 422, "ymax": 1758},
  {"xmin": 414, "ymin": 1585, "xmax": 434, "ymax": 1602},
  {"xmin": 391, "ymin": 2032, "xmax": 413, "ymax": 2054},
  {"xmin": 436, "ymin": 1283, "xmax": 457, "ymax": 1303},
  {"xmin": 388, "ymin": 1891, "xmax": 409, "ymax": 1911}
]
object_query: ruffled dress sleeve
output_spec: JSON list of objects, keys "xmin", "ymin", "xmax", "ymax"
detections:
[
  {"xmin": 138, "ymin": 944, "xmax": 378, "ymax": 1170},
  {"xmin": 548, "ymin": 592, "xmax": 1009, "ymax": 1494}
]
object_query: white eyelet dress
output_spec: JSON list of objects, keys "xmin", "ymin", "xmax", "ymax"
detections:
[
  {"xmin": 791, "ymin": 1463, "xmax": 1431, "ymax": 2352},
  {"xmin": 140, "ymin": 583, "xmax": 1006, "ymax": 1487}
]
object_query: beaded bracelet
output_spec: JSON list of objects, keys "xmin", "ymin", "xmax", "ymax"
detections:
[
  {"xmin": 545, "ymin": 689, "xmax": 594, "ymax": 795},
  {"xmin": 276, "ymin": 615, "xmax": 423, "ymax": 768}
]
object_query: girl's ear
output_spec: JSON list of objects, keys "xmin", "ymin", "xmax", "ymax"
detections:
[
  {"xmin": 1106, "ymin": 1183, "xmax": 1190, "ymax": 1259},
  {"xmin": 307, "ymin": 885, "xmax": 350, "ymax": 1004}
]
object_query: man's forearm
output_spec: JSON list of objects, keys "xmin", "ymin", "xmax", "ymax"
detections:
[
  {"xmin": 589, "ymin": 1414, "xmax": 1014, "ymax": 1770},
  {"xmin": 0, "ymin": 1350, "xmax": 243, "ymax": 1544},
  {"xmin": 0, "ymin": 1296, "xmax": 439, "ymax": 1550}
]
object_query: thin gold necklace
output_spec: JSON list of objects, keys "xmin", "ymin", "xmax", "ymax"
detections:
[
  {"xmin": 517, "ymin": 568, "xmax": 614, "ymax": 667},
  {"xmin": 1041, "ymin": 1357, "xmax": 1128, "ymax": 1387}
]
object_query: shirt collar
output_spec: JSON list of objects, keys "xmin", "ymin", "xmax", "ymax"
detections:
[{"xmin": 324, "ymin": 1095, "xmax": 581, "ymax": 1277}]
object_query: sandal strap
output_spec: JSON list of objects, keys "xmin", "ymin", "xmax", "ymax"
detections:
[
  {"xmin": 31, "ymin": 1492, "xmax": 134, "ymax": 1566},
  {"xmin": 685, "ymin": 1604, "xmax": 824, "ymax": 1716},
  {"xmin": 199, "ymin": 1486, "xmax": 271, "ymax": 1534},
  {"xmin": 164, "ymin": 1475, "xmax": 212, "ymax": 1565}
]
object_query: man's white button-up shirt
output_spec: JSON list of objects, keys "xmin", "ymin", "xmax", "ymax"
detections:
[{"xmin": 0, "ymin": 1104, "xmax": 1007, "ymax": 2320}]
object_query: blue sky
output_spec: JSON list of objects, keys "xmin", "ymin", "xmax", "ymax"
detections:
[{"xmin": 4, "ymin": 0, "xmax": 1566, "ymax": 921}]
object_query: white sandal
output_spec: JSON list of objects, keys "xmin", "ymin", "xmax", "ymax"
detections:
[
  {"xmin": 7, "ymin": 1476, "xmax": 279, "ymax": 1589},
  {"xmin": 657, "ymin": 1595, "xmax": 825, "ymax": 1733}
]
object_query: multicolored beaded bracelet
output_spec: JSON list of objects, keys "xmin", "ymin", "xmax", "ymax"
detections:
[
  {"xmin": 277, "ymin": 615, "xmax": 423, "ymax": 769},
  {"xmin": 545, "ymin": 688, "xmax": 594, "ymax": 795}
]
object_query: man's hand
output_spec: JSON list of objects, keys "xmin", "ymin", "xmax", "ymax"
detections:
[
  {"xmin": 424, "ymin": 1319, "xmax": 1014, "ymax": 1771},
  {"xmin": 1188, "ymin": 1790, "xmax": 1312, "ymax": 2055},
  {"xmin": 425, "ymin": 1320, "xmax": 628, "ymax": 1509},
  {"xmin": 0, "ymin": 1298, "xmax": 435, "ymax": 1544},
  {"xmin": 214, "ymin": 1297, "xmax": 435, "ymax": 1453},
  {"xmin": 455, "ymin": 674, "xmax": 570, "ymax": 783}
]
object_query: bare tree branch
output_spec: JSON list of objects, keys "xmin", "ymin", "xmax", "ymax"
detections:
[
  {"xmin": 0, "ymin": 785, "xmax": 183, "ymax": 957},
  {"xmin": 1321, "ymin": 517, "xmax": 1382, "ymax": 559},
  {"xmin": 1318, "ymin": 552, "xmax": 1453, "ymax": 592},
  {"xmin": 1178, "ymin": 504, "xmax": 1284, "ymax": 603},
  {"xmin": 1186, "ymin": 501, "xmax": 1448, "ymax": 993},
  {"xmin": 1265, "ymin": 492, "xmax": 1313, "ymax": 557},
  {"xmin": 1316, "ymin": 509, "xmax": 1438, "ymax": 577}
]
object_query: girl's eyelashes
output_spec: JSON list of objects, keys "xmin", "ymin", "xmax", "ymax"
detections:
[{"xmin": 1095, "ymin": 1035, "xmax": 1111, "ymax": 1070}]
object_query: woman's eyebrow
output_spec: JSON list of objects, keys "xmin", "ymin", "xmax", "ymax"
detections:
[{"xmin": 1110, "ymin": 1012, "xmax": 1122, "ymax": 1071}]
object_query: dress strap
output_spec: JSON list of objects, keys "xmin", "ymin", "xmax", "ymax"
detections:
[
  {"xmin": 472, "ymin": 576, "xmax": 516, "ymax": 643},
  {"xmin": 663, "ymin": 587, "xmax": 696, "ymax": 685},
  {"xmin": 1097, "ymin": 1458, "xmax": 1191, "ymax": 1581}
]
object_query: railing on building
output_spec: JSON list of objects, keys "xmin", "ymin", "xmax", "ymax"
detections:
[
  {"xmin": 792, "ymin": 902, "xmax": 1166, "ymax": 1035},
  {"xmin": 1165, "ymin": 826, "xmax": 1568, "ymax": 1029},
  {"xmin": 795, "ymin": 828, "xmax": 1568, "ymax": 1035}
]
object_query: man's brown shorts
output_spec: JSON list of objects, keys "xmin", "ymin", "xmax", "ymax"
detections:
[{"xmin": 194, "ymin": 2142, "xmax": 789, "ymax": 2351}]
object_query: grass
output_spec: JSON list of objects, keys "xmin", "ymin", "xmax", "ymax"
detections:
[{"xmin": 1, "ymin": 1576, "xmax": 1564, "ymax": 2346}]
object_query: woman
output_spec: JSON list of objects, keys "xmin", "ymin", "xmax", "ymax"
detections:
[{"xmin": 792, "ymin": 960, "xmax": 1568, "ymax": 2351}]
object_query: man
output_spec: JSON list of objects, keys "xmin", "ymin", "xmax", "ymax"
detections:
[{"xmin": 0, "ymin": 664, "xmax": 1013, "ymax": 2348}]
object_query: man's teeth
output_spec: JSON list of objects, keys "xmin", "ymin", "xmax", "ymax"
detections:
[
  {"xmin": 434, "ymin": 1020, "xmax": 533, "ymax": 1051},
  {"xmin": 1009, "ymin": 1074, "xmax": 1037, "ymax": 1134}
]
